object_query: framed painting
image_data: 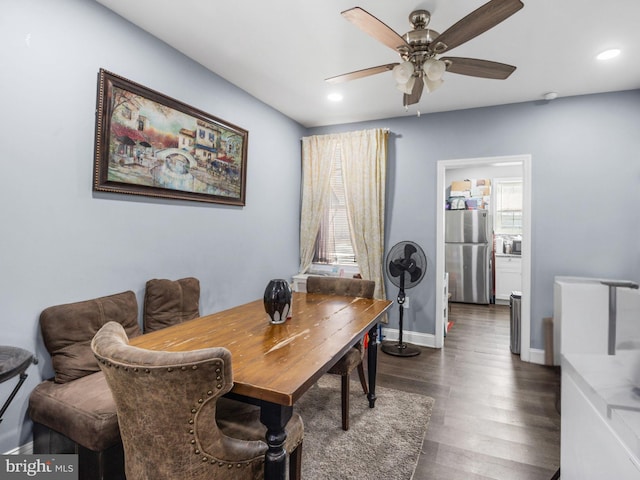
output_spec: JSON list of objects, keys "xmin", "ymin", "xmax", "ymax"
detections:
[{"xmin": 93, "ymin": 69, "xmax": 248, "ymax": 205}]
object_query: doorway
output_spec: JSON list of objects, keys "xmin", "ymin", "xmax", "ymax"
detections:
[{"xmin": 434, "ymin": 154, "xmax": 532, "ymax": 362}]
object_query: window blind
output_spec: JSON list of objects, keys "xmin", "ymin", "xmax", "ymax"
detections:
[
  {"xmin": 313, "ymin": 147, "xmax": 357, "ymax": 265},
  {"xmin": 495, "ymin": 179, "xmax": 523, "ymax": 234}
]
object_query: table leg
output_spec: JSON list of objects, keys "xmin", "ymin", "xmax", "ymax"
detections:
[
  {"xmin": 367, "ymin": 324, "xmax": 378, "ymax": 408},
  {"xmin": 260, "ymin": 401, "xmax": 293, "ymax": 480}
]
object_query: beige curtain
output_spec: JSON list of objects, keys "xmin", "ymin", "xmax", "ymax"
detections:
[
  {"xmin": 299, "ymin": 135, "xmax": 337, "ymax": 273},
  {"xmin": 300, "ymin": 129, "xmax": 388, "ymax": 303},
  {"xmin": 340, "ymin": 129, "xmax": 388, "ymax": 301}
]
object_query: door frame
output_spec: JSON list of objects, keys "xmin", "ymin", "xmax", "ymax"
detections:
[{"xmin": 434, "ymin": 154, "xmax": 532, "ymax": 362}]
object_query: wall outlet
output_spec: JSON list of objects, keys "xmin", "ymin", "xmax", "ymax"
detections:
[{"xmin": 402, "ymin": 296, "xmax": 410, "ymax": 309}]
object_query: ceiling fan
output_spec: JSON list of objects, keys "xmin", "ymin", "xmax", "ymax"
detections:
[{"xmin": 326, "ymin": 0, "xmax": 524, "ymax": 107}]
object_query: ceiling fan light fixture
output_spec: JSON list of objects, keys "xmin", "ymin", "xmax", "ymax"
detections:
[
  {"xmin": 392, "ymin": 61, "xmax": 414, "ymax": 84},
  {"xmin": 423, "ymin": 76, "xmax": 443, "ymax": 93},
  {"xmin": 423, "ymin": 58, "xmax": 446, "ymax": 81},
  {"xmin": 396, "ymin": 75, "xmax": 415, "ymax": 94}
]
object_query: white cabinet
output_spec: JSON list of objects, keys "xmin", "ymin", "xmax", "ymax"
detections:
[{"xmin": 495, "ymin": 255, "xmax": 522, "ymax": 302}]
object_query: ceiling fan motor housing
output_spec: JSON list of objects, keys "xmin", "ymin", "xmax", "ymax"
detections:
[
  {"xmin": 402, "ymin": 10, "xmax": 440, "ymax": 69},
  {"xmin": 408, "ymin": 10, "xmax": 430, "ymax": 29}
]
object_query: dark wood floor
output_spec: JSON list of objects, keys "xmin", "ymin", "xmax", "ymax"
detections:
[{"xmin": 375, "ymin": 303, "xmax": 561, "ymax": 480}]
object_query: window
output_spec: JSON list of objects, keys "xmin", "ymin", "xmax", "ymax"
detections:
[
  {"xmin": 313, "ymin": 148, "xmax": 357, "ymax": 265},
  {"xmin": 494, "ymin": 178, "xmax": 523, "ymax": 234}
]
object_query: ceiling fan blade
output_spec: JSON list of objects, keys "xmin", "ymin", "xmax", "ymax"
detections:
[
  {"xmin": 429, "ymin": 0, "xmax": 524, "ymax": 54},
  {"xmin": 403, "ymin": 77, "xmax": 423, "ymax": 106},
  {"xmin": 342, "ymin": 7, "xmax": 409, "ymax": 53},
  {"xmin": 442, "ymin": 57, "xmax": 516, "ymax": 79},
  {"xmin": 325, "ymin": 63, "xmax": 398, "ymax": 84}
]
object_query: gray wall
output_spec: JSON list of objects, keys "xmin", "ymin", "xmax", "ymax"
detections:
[
  {"xmin": 309, "ymin": 89, "xmax": 640, "ymax": 350},
  {"xmin": 0, "ymin": 0, "xmax": 304, "ymax": 451}
]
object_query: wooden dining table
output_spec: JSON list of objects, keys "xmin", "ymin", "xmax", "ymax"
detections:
[{"xmin": 129, "ymin": 291, "xmax": 392, "ymax": 480}]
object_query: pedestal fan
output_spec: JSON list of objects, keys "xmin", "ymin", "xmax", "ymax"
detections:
[{"xmin": 382, "ymin": 241, "xmax": 427, "ymax": 357}]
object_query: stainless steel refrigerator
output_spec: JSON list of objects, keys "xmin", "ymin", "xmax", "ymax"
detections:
[{"xmin": 445, "ymin": 210, "xmax": 492, "ymax": 304}]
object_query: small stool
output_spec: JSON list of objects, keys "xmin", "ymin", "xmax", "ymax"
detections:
[{"xmin": 0, "ymin": 346, "xmax": 37, "ymax": 424}]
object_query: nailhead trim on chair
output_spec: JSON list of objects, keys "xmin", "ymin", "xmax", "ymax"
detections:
[
  {"xmin": 97, "ymin": 356, "xmax": 260, "ymax": 470},
  {"xmin": 188, "ymin": 391, "xmax": 258, "ymax": 469}
]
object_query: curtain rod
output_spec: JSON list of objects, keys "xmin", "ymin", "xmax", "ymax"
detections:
[{"xmin": 301, "ymin": 128, "xmax": 390, "ymax": 140}]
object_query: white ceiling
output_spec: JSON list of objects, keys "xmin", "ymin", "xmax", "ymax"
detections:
[{"xmin": 95, "ymin": 0, "xmax": 640, "ymax": 128}]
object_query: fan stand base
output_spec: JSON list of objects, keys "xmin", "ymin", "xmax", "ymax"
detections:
[{"xmin": 381, "ymin": 341, "xmax": 421, "ymax": 357}]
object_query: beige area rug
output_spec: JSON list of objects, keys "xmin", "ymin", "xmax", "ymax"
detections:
[{"xmin": 295, "ymin": 375, "xmax": 434, "ymax": 480}]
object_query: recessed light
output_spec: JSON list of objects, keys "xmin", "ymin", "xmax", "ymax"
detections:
[
  {"xmin": 327, "ymin": 93, "xmax": 343, "ymax": 102},
  {"xmin": 596, "ymin": 48, "xmax": 621, "ymax": 60}
]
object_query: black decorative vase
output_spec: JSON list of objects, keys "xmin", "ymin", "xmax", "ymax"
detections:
[{"xmin": 263, "ymin": 279, "xmax": 292, "ymax": 324}]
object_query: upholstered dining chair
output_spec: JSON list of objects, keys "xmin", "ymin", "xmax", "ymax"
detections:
[
  {"xmin": 91, "ymin": 321, "xmax": 304, "ymax": 480},
  {"xmin": 143, "ymin": 277, "xmax": 200, "ymax": 333},
  {"xmin": 305, "ymin": 276, "xmax": 375, "ymax": 431}
]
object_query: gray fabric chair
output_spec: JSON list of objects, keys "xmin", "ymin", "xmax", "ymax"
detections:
[
  {"xmin": 305, "ymin": 276, "xmax": 375, "ymax": 430},
  {"xmin": 143, "ymin": 277, "xmax": 200, "ymax": 333},
  {"xmin": 91, "ymin": 321, "xmax": 304, "ymax": 480}
]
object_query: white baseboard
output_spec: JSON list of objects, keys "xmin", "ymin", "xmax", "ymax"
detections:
[
  {"xmin": 4, "ymin": 441, "xmax": 33, "ymax": 455},
  {"xmin": 380, "ymin": 327, "xmax": 437, "ymax": 349},
  {"xmin": 381, "ymin": 328, "xmax": 550, "ymax": 366},
  {"xmin": 528, "ymin": 347, "xmax": 553, "ymax": 366}
]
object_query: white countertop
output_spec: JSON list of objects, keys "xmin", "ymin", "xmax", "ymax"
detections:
[{"xmin": 563, "ymin": 352, "xmax": 640, "ymax": 459}]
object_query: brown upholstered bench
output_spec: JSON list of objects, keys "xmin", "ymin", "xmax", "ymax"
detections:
[
  {"xmin": 30, "ymin": 373, "xmax": 124, "ymax": 480},
  {"xmin": 29, "ymin": 291, "xmax": 140, "ymax": 480},
  {"xmin": 28, "ymin": 278, "xmax": 202, "ymax": 480}
]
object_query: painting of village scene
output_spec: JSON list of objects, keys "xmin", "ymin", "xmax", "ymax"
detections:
[{"xmin": 94, "ymin": 69, "xmax": 247, "ymax": 205}]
